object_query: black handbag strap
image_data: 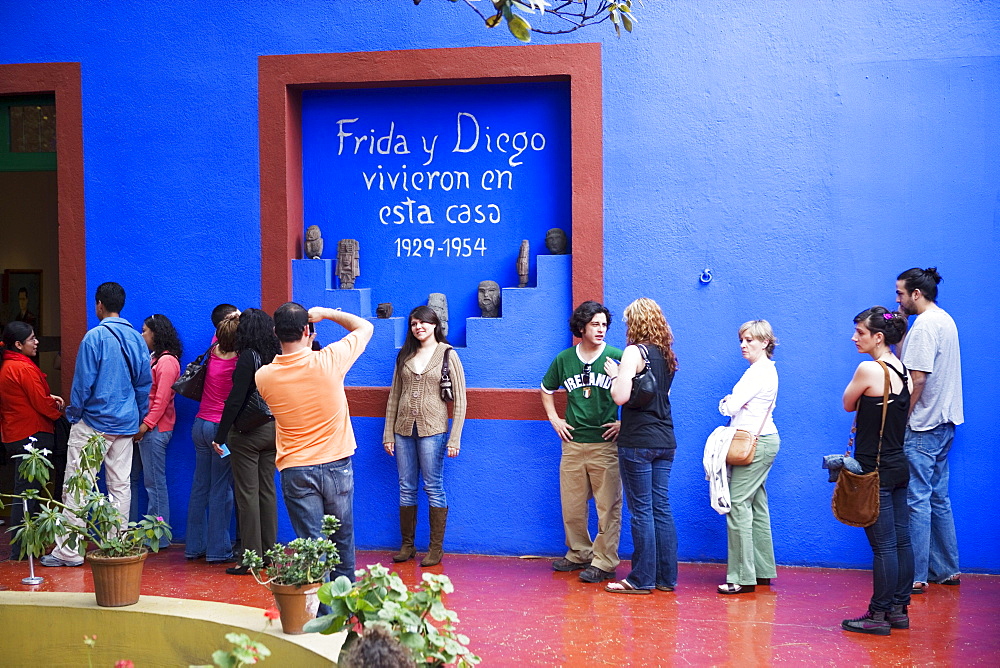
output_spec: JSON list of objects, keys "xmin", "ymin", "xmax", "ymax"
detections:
[
  {"xmin": 194, "ymin": 342, "xmax": 216, "ymax": 365},
  {"xmin": 441, "ymin": 346, "xmax": 452, "ymax": 384},
  {"xmin": 874, "ymin": 360, "xmax": 890, "ymax": 469},
  {"xmin": 636, "ymin": 344, "xmax": 650, "ymax": 371},
  {"xmin": 101, "ymin": 323, "xmax": 137, "ymax": 384}
]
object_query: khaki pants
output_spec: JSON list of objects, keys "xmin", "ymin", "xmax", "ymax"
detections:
[
  {"xmin": 560, "ymin": 440, "xmax": 623, "ymax": 571},
  {"xmin": 51, "ymin": 420, "xmax": 134, "ymax": 562},
  {"xmin": 726, "ymin": 434, "xmax": 780, "ymax": 585}
]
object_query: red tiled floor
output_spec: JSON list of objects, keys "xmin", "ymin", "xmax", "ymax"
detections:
[{"xmin": 2, "ymin": 539, "xmax": 998, "ymax": 666}]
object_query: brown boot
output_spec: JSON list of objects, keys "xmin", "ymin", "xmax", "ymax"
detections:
[
  {"xmin": 420, "ymin": 507, "xmax": 449, "ymax": 567},
  {"xmin": 393, "ymin": 506, "xmax": 417, "ymax": 562}
]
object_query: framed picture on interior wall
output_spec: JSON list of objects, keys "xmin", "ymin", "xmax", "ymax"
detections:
[{"xmin": 2, "ymin": 269, "xmax": 42, "ymax": 333}]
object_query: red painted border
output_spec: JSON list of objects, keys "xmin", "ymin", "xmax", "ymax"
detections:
[
  {"xmin": 257, "ymin": 45, "xmax": 602, "ymax": 420},
  {"xmin": 0, "ymin": 63, "xmax": 86, "ymax": 399},
  {"xmin": 346, "ymin": 387, "xmax": 565, "ymax": 421},
  {"xmin": 258, "ymin": 44, "xmax": 603, "ymax": 310}
]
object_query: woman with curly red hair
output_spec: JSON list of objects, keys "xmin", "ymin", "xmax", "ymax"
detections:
[{"xmin": 603, "ymin": 298, "xmax": 679, "ymax": 594}]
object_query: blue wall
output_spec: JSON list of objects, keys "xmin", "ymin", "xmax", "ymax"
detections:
[{"xmin": 1, "ymin": 1, "xmax": 997, "ymax": 573}]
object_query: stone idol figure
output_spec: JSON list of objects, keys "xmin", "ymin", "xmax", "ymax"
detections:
[
  {"xmin": 305, "ymin": 225, "xmax": 324, "ymax": 259},
  {"xmin": 376, "ymin": 303, "xmax": 393, "ymax": 319},
  {"xmin": 545, "ymin": 228, "xmax": 569, "ymax": 255},
  {"xmin": 517, "ymin": 240, "xmax": 530, "ymax": 288},
  {"xmin": 428, "ymin": 293, "xmax": 448, "ymax": 336},
  {"xmin": 478, "ymin": 280, "xmax": 500, "ymax": 318},
  {"xmin": 337, "ymin": 239, "xmax": 360, "ymax": 289}
]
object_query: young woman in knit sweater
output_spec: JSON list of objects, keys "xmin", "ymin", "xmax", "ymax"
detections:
[{"xmin": 383, "ymin": 305, "xmax": 467, "ymax": 567}]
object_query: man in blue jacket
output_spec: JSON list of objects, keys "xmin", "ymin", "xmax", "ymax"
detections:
[{"xmin": 41, "ymin": 282, "xmax": 152, "ymax": 567}]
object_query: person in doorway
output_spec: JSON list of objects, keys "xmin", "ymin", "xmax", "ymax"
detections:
[
  {"xmin": 0, "ymin": 321, "xmax": 64, "ymax": 558},
  {"xmin": 41, "ymin": 282, "xmax": 152, "ymax": 567},
  {"xmin": 256, "ymin": 303, "xmax": 373, "ymax": 583},
  {"xmin": 895, "ymin": 267, "xmax": 963, "ymax": 593},
  {"xmin": 383, "ymin": 305, "xmax": 467, "ymax": 567},
  {"xmin": 540, "ymin": 301, "xmax": 623, "ymax": 584}
]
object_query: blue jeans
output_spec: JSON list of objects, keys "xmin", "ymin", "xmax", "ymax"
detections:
[
  {"xmin": 394, "ymin": 429, "xmax": 448, "ymax": 507},
  {"xmin": 132, "ymin": 427, "xmax": 172, "ymax": 548},
  {"xmin": 904, "ymin": 423, "xmax": 960, "ymax": 583},
  {"xmin": 281, "ymin": 457, "xmax": 355, "ymax": 582},
  {"xmin": 863, "ymin": 484, "xmax": 913, "ymax": 612},
  {"xmin": 186, "ymin": 418, "xmax": 233, "ymax": 560},
  {"xmin": 618, "ymin": 447, "xmax": 677, "ymax": 590}
]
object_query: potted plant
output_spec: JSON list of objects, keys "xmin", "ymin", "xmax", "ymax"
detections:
[
  {"xmin": 242, "ymin": 514, "xmax": 341, "ymax": 635},
  {"xmin": 0, "ymin": 434, "xmax": 171, "ymax": 606},
  {"xmin": 305, "ymin": 563, "xmax": 480, "ymax": 667}
]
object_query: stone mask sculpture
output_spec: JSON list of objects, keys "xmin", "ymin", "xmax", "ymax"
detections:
[
  {"xmin": 305, "ymin": 225, "xmax": 324, "ymax": 259},
  {"xmin": 478, "ymin": 280, "xmax": 500, "ymax": 318},
  {"xmin": 517, "ymin": 240, "xmax": 530, "ymax": 288},
  {"xmin": 428, "ymin": 293, "xmax": 448, "ymax": 337},
  {"xmin": 545, "ymin": 228, "xmax": 569, "ymax": 255},
  {"xmin": 337, "ymin": 239, "xmax": 360, "ymax": 289},
  {"xmin": 376, "ymin": 302, "xmax": 393, "ymax": 319}
]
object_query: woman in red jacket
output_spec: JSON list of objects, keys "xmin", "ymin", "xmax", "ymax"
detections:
[{"xmin": 0, "ymin": 321, "xmax": 63, "ymax": 557}]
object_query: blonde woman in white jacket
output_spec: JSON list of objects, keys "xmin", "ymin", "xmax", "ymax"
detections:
[{"xmin": 716, "ymin": 320, "xmax": 779, "ymax": 595}]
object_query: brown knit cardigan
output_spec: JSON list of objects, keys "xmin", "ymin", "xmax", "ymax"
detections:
[{"xmin": 383, "ymin": 342, "xmax": 467, "ymax": 448}]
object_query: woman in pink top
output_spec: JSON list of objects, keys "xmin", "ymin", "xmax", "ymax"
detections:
[
  {"xmin": 128, "ymin": 314, "xmax": 182, "ymax": 548},
  {"xmin": 185, "ymin": 312, "xmax": 238, "ymax": 562}
]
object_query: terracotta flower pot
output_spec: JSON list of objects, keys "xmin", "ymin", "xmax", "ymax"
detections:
[
  {"xmin": 268, "ymin": 581, "xmax": 323, "ymax": 634},
  {"xmin": 86, "ymin": 548, "xmax": 149, "ymax": 607}
]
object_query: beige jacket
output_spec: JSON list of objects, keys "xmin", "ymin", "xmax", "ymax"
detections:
[{"xmin": 383, "ymin": 342, "xmax": 467, "ymax": 448}]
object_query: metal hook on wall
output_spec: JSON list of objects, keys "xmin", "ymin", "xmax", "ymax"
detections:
[{"xmin": 699, "ymin": 267, "xmax": 713, "ymax": 284}]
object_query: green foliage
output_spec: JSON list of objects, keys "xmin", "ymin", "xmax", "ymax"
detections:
[
  {"xmin": 243, "ymin": 515, "xmax": 340, "ymax": 586},
  {"xmin": 0, "ymin": 434, "xmax": 172, "ymax": 559},
  {"xmin": 306, "ymin": 563, "xmax": 480, "ymax": 667},
  {"xmin": 430, "ymin": 0, "xmax": 644, "ymax": 42}
]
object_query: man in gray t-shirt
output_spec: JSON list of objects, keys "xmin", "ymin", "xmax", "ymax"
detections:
[{"xmin": 896, "ymin": 267, "xmax": 964, "ymax": 592}]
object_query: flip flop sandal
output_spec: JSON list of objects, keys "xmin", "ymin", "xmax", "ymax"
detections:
[
  {"xmin": 912, "ymin": 582, "xmax": 928, "ymax": 594},
  {"xmin": 605, "ymin": 579, "xmax": 651, "ymax": 595},
  {"xmin": 655, "ymin": 584, "xmax": 675, "ymax": 592},
  {"xmin": 718, "ymin": 583, "xmax": 756, "ymax": 595}
]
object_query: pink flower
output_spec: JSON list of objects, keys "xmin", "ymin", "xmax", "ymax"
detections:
[
  {"xmin": 264, "ymin": 607, "xmax": 280, "ymax": 620},
  {"xmin": 156, "ymin": 516, "xmax": 164, "ymax": 522},
  {"xmin": 115, "ymin": 661, "xmax": 134, "ymax": 668}
]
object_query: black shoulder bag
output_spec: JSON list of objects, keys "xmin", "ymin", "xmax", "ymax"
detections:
[
  {"xmin": 626, "ymin": 344, "xmax": 657, "ymax": 409},
  {"xmin": 440, "ymin": 347, "xmax": 455, "ymax": 403},
  {"xmin": 172, "ymin": 342, "xmax": 215, "ymax": 401},
  {"xmin": 233, "ymin": 350, "xmax": 274, "ymax": 433}
]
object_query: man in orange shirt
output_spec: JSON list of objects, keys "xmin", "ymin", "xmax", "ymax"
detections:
[{"xmin": 255, "ymin": 303, "xmax": 373, "ymax": 582}]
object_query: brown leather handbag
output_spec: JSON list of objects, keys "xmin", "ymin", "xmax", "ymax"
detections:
[
  {"xmin": 726, "ymin": 397, "xmax": 775, "ymax": 466},
  {"xmin": 831, "ymin": 361, "xmax": 890, "ymax": 528}
]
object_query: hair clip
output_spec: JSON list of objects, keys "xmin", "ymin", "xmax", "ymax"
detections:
[{"xmin": 883, "ymin": 313, "xmax": 893, "ymax": 321}]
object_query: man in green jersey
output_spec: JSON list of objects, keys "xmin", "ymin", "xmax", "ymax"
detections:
[{"xmin": 541, "ymin": 301, "xmax": 623, "ymax": 583}]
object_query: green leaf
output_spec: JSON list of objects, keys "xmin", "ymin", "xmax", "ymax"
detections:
[
  {"xmin": 485, "ymin": 13, "xmax": 502, "ymax": 28},
  {"xmin": 303, "ymin": 615, "xmax": 335, "ymax": 633},
  {"xmin": 506, "ymin": 13, "xmax": 531, "ymax": 42},
  {"xmin": 622, "ymin": 13, "xmax": 633, "ymax": 32},
  {"xmin": 398, "ymin": 631, "xmax": 426, "ymax": 650},
  {"xmin": 330, "ymin": 575, "xmax": 354, "ymax": 595}
]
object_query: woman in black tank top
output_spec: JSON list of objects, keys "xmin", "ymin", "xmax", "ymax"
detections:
[
  {"xmin": 602, "ymin": 298, "xmax": 679, "ymax": 594},
  {"xmin": 840, "ymin": 306, "xmax": 914, "ymax": 636}
]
